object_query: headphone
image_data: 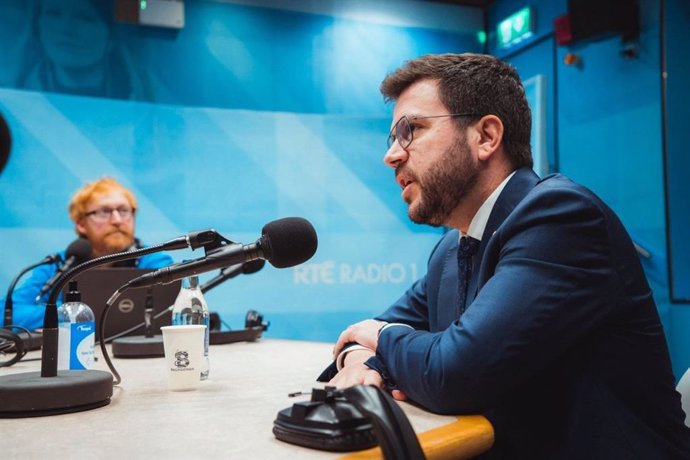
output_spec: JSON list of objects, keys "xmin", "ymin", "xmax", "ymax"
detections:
[
  {"xmin": 273, "ymin": 385, "xmax": 425, "ymax": 458},
  {"xmin": 208, "ymin": 309, "xmax": 269, "ymax": 345},
  {"xmin": 0, "ymin": 326, "xmax": 27, "ymax": 368}
]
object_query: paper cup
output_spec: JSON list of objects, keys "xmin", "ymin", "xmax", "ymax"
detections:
[{"xmin": 161, "ymin": 325, "xmax": 206, "ymax": 391}]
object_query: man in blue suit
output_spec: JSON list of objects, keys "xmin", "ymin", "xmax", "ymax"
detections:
[{"xmin": 321, "ymin": 54, "xmax": 690, "ymax": 458}]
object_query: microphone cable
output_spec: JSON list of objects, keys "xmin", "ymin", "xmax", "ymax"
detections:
[
  {"xmin": 95, "ymin": 305, "xmax": 172, "ymax": 345},
  {"xmin": 96, "ymin": 280, "xmax": 174, "ymax": 385},
  {"xmin": 97, "ymin": 285, "xmax": 129, "ymax": 386},
  {"xmin": 0, "ymin": 325, "xmax": 33, "ymax": 367}
]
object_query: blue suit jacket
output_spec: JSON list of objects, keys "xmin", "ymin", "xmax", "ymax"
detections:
[{"xmin": 325, "ymin": 168, "xmax": 690, "ymax": 458}]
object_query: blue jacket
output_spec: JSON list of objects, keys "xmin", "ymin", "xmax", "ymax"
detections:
[
  {"xmin": 2, "ymin": 248, "xmax": 173, "ymax": 331},
  {"xmin": 324, "ymin": 168, "xmax": 690, "ymax": 458}
]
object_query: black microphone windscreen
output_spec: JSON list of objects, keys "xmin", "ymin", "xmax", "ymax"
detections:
[
  {"xmin": 66, "ymin": 238, "xmax": 92, "ymax": 263},
  {"xmin": 242, "ymin": 259, "xmax": 266, "ymax": 275},
  {"xmin": 261, "ymin": 217, "xmax": 317, "ymax": 269}
]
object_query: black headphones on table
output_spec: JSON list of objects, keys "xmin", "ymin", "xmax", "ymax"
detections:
[
  {"xmin": 273, "ymin": 385, "xmax": 425, "ymax": 459},
  {"xmin": 208, "ymin": 309, "xmax": 269, "ymax": 345}
]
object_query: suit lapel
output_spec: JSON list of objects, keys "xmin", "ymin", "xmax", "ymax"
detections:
[{"xmin": 465, "ymin": 167, "xmax": 541, "ymax": 306}]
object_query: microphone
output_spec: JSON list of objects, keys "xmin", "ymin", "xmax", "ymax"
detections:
[
  {"xmin": 200, "ymin": 259, "xmax": 266, "ymax": 294},
  {"xmin": 3, "ymin": 253, "xmax": 63, "ymax": 352},
  {"xmin": 39, "ymin": 253, "xmax": 63, "ymax": 265},
  {"xmin": 35, "ymin": 239, "xmax": 92, "ymax": 303},
  {"xmin": 127, "ymin": 217, "xmax": 318, "ymax": 289}
]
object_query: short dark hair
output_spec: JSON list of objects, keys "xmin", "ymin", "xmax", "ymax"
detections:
[{"xmin": 380, "ymin": 53, "xmax": 533, "ymax": 169}]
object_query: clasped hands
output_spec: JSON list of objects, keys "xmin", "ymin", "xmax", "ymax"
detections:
[
  {"xmin": 332, "ymin": 319, "xmax": 387, "ymax": 358},
  {"xmin": 327, "ymin": 319, "xmax": 407, "ymax": 401}
]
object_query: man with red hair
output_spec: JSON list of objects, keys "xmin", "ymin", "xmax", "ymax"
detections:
[{"xmin": 2, "ymin": 177, "xmax": 172, "ymax": 331}]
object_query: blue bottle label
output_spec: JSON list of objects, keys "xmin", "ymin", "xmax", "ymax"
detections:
[{"xmin": 69, "ymin": 321, "xmax": 95, "ymax": 370}]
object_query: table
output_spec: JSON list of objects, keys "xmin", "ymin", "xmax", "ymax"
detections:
[{"xmin": 0, "ymin": 339, "xmax": 493, "ymax": 459}]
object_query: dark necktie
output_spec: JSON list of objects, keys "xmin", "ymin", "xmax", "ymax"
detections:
[{"xmin": 457, "ymin": 236, "xmax": 480, "ymax": 314}]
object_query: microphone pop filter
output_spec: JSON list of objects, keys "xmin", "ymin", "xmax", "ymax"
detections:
[
  {"xmin": 66, "ymin": 238, "xmax": 93, "ymax": 264},
  {"xmin": 261, "ymin": 217, "xmax": 317, "ymax": 269}
]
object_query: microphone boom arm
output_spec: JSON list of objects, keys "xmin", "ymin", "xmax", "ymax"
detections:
[
  {"xmin": 199, "ymin": 263, "xmax": 242, "ymax": 294},
  {"xmin": 4, "ymin": 255, "xmax": 61, "ymax": 328},
  {"xmin": 126, "ymin": 242, "xmax": 264, "ymax": 289}
]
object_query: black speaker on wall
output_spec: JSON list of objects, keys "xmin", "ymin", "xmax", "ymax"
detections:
[
  {"xmin": 114, "ymin": 0, "xmax": 185, "ymax": 29},
  {"xmin": 567, "ymin": 0, "xmax": 640, "ymax": 43},
  {"xmin": 0, "ymin": 112, "xmax": 10, "ymax": 176}
]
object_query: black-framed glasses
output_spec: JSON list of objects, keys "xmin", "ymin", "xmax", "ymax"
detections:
[
  {"xmin": 84, "ymin": 206, "xmax": 135, "ymax": 222},
  {"xmin": 387, "ymin": 113, "xmax": 482, "ymax": 150}
]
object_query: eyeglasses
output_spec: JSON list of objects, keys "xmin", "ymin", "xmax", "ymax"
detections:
[
  {"xmin": 387, "ymin": 113, "xmax": 481, "ymax": 150},
  {"xmin": 84, "ymin": 206, "xmax": 135, "ymax": 222}
]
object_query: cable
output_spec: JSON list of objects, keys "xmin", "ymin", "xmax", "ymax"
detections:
[
  {"xmin": 96, "ymin": 306, "xmax": 172, "ymax": 345},
  {"xmin": 7, "ymin": 325, "xmax": 31, "ymax": 335},
  {"xmin": 0, "ymin": 325, "xmax": 32, "ymax": 368},
  {"xmin": 96, "ymin": 282, "xmax": 177, "ymax": 384},
  {"xmin": 341, "ymin": 385, "xmax": 425, "ymax": 460},
  {"xmin": 97, "ymin": 287, "xmax": 127, "ymax": 386}
]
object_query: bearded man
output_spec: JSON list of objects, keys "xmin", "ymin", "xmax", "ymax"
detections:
[{"xmin": 2, "ymin": 177, "xmax": 172, "ymax": 331}]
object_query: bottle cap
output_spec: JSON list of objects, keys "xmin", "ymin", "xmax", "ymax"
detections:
[
  {"xmin": 189, "ymin": 276, "xmax": 199, "ymax": 288},
  {"xmin": 65, "ymin": 280, "xmax": 81, "ymax": 302}
]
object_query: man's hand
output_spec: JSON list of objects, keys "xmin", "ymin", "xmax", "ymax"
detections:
[
  {"xmin": 328, "ymin": 349, "xmax": 382, "ymax": 388},
  {"xmin": 329, "ymin": 349, "xmax": 409, "ymax": 402},
  {"xmin": 332, "ymin": 319, "xmax": 387, "ymax": 359}
]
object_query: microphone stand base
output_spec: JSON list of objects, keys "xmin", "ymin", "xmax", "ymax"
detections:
[
  {"xmin": 112, "ymin": 335, "xmax": 164, "ymax": 358},
  {"xmin": 0, "ymin": 370, "xmax": 112, "ymax": 418}
]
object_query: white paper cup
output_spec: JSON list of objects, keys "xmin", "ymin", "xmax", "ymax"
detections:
[{"xmin": 161, "ymin": 325, "xmax": 206, "ymax": 391}]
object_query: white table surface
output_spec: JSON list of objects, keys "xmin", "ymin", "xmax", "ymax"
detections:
[{"xmin": 1, "ymin": 339, "xmax": 457, "ymax": 459}]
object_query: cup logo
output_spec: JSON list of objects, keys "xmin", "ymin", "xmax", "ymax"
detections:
[{"xmin": 174, "ymin": 351, "xmax": 190, "ymax": 368}]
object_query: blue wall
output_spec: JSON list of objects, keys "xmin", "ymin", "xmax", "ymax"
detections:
[
  {"xmin": 0, "ymin": 0, "xmax": 483, "ymax": 342},
  {"xmin": 664, "ymin": 0, "xmax": 690, "ymax": 381},
  {"xmin": 2, "ymin": 0, "xmax": 687, "ymax": 379},
  {"xmin": 488, "ymin": 0, "xmax": 690, "ymax": 379}
]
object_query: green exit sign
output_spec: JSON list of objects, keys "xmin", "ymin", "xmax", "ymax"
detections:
[{"xmin": 498, "ymin": 7, "xmax": 535, "ymax": 48}]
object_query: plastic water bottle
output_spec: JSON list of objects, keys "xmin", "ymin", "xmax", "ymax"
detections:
[
  {"xmin": 171, "ymin": 276, "xmax": 210, "ymax": 380},
  {"xmin": 57, "ymin": 280, "xmax": 95, "ymax": 370}
]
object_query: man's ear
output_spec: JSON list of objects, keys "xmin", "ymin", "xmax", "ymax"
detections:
[
  {"xmin": 473, "ymin": 115, "xmax": 504, "ymax": 161},
  {"xmin": 75, "ymin": 220, "xmax": 87, "ymax": 237}
]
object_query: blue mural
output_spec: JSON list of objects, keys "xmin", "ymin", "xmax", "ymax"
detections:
[
  {"xmin": 0, "ymin": 0, "xmax": 483, "ymax": 341},
  {"xmin": 0, "ymin": 0, "xmax": 481, "ymax": 113}
]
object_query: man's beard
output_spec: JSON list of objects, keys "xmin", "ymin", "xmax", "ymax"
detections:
[
  {"xmin": 98, "ymin": 230, "xmax": 135, "ymax": 254},
  {"xmin": 403, "ymin": 137, "xmax": 480, "ymax": 227}
]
